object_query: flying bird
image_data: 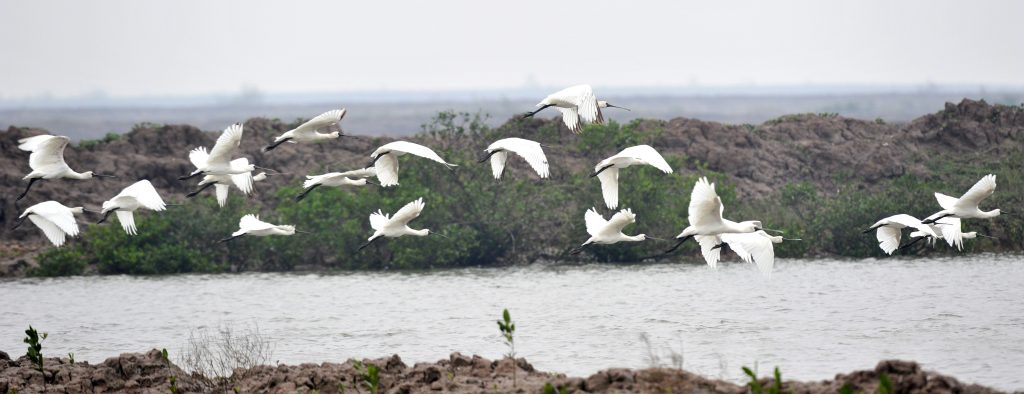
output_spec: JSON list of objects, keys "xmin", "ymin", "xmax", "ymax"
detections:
[
  {"xmin": 700, "ymin": 231, "xmax": 800, "ymax": 278},
  {"xmin": 922, "ymin": 174, "xmax": 1004, "ymax": 224},
  {"xmin": 522, "ymin": 85, "xmax": 629, "ymax": 133},
  {"xmin": 97, "ymin": 180, "xmax": 167, "ymax": 235},
  {"xmin": 902, "ymin": 216, "xmax": 995, "ymax": 252},
  {"xmin": 369, "ymin": 141, "xmax": 457, "ymax": 187},
  {"xmin": 185, "ymin": 147, "xmax": 264, "ymax": 207},
  {"xmin": 570, "ymin": 208, "xmax": 649, "ymax": 254},
  {"xmin": 591, "ymin": 145, "xmax": 673, "ymax": 209},
  {"xmin": 665, "ymin": 177, "xmax": 762, "ymax": 254},
  {"xmin": 12, "ymin": 201, "xmax": 86, "ymax": 247},
  {"xmin": 480, "ymin": 138, "xmax": 549, "ymax": 179},
  {"xmin": 218, "ymin": 214, "xmax": 299, "ymax": 243},
  {"xmin": 179, "ymin": 123, "xmax": 254, "ymax": 181},
  {"xmin": 264, "ymin": 109, "xmax": 347, "ymax": 152},
  {"xmin": 296, "ymin": 167, "xmax": 376, "ymax": 201},
  {"xmin": 863, "ymin": 214, "xmax": 937, "ymax": 255},
  {"xmin": 16, "ymin": 135, "xmax": 115, "ymax": 201},
  {"xmin": 360, "ymin": 197, "xmax": 435, "ymax": 250}
]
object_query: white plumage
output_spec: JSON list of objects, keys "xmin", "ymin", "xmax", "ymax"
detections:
[
  {"xmin": 720, "ymin": 231, "xmax": 785, "ymax": 278},
  {"xmin": 361, "ymin": 198, "xmax": 431, "ymax": 249},
  {"xmin": 524, "ymin": 85, "xmax": 628, "ymax": 133},
  {"xmin": 865, "ymin": 214, "xmax": 937, "ymax": 255},
  {"xmin": 669, "ymin": 177, "xmax": 762, "ymax": 252},
  {"xmin": 99, "ymin": 180, "xmax": 167, "ymax": 235},
  {"xmin": 482, "ymin": 138, "xmax": 549, "ymax": 179},
  {"xmin": 264, "ymin": 109, "xmax": 346, "ymax": 151},
  {"xmin": 221, "ymin": 214, "xmax": 297, "ymax": 242},
  {"xmin": 370, "ymin": 141, "xmax": 457, "ymax": 187},
  {"xmin": 592, "ymin": 145, "xmax": 673, "ymax": 209},
  {"xmin": 187, "ymin": 147, "xmax": 263, "ymax": 207},
  {"xmin": 181, "ymin": 123, "xmax": 254, "ymax": 180},
  {"xmin": 17, "ymin": 134, "xmax": 112, "ymax": 201},
  {"xmin": 579, "ymin": 208, "xmax": 647, "ymax": 247},
  {"xmin": 924, "ymin": 174, "xmax": 1001, "ymax": 223},
  {"xmin": 296, "ymin": 167, "xmax": 376, "ymax": 201},
  {"xmin": 15, "ymin": 201, "xmax": 84, "ymax": 247}
]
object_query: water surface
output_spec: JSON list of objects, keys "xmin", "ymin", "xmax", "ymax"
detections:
[{"xmin": 2, "ymin": 256, "xmax": 1022, "ymax": 390}]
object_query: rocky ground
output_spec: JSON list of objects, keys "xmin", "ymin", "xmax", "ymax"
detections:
[
  {"xmin": 1, "ymin": 99, "xmax": 1022, "ymax": 273},
  {"xmin": 0, "ymin": 349, "xmax": 1008, "ymax": 394}
]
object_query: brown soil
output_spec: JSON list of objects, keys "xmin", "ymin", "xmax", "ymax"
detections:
[{"xmin": 0, "ymin": 349, "xmax": 1006, "ymax": 394}]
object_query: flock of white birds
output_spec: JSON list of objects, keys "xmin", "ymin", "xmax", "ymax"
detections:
[{"xmin": 10, "ymin": 84, "xmax": 1008, "ymax": 278}]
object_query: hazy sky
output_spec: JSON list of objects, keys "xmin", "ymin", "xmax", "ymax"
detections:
[{"xmin": 1, "ymin": 0, "xmax": 1022, "ymax": 99}]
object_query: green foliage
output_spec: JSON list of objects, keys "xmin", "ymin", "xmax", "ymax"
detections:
[
  {"xmin": 24, "ymin": 326, "xmax": 47, "ymax": 375},
  {"xmin": 352, "ymin": 360, "xmax": 380, "ymax": 394},
  {"xmin": 877, "ymin": 372, "xmax": 893, "ymax": 394},
  {"xmin": 742, "ymin": 366, "xmax": 787, "ymax": 394},
  {"xmin": 542, "ymin": 382, "xmax": 569, "ymax": 394},
  {"xmin": 497, "ymin": 308, "xmax": 517, "ymax": 387},
  {"xmin": 67, "ymin": 352, "xmax": 74, "ymax": 364}
]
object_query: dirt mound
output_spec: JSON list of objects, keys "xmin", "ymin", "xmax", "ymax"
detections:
[{"xmin": 0, "ymin": 350, "xmax": 1004, "ymax": 393}]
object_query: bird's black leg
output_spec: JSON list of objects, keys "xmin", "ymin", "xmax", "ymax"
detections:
[
  {"xmin": 178, "ymin": 171, "xmax": 203, "ymax": 181},
  {"xmin": 186, "ymin": 182, "xmax": 216, "ymax": 198},
  {"xmin": 11, "ymin": 216, "xmax": 27, "ymax": 230},
  {"xmin": 898, "ymin": 236, "xmax": 926, "ymax": 252},
  {"xmin": 921, "ymin": 214, "xmax": 951, "ymax": 225},
  {"xmin": 569, "ymin": 244, "xmax": 587, "ymax": 255},
  {"xmin": 664, "ymin": 235, "xmax": 693, "ymax": 254},
  {"xmin": 217, "ymin": 233, "xmax": 245, "ymax": 244},
  {"xmin": 478, "ymin": 150, "xmax": 500, "ymax": 163},
  {"xmin": 862, "ymin": 224, "xmax": 883, "ymax": 234},
  {"xmin": 294, "ymin": 184, "xmax": 322, "ymax": 201},
  {"xmin": 521, "ymin": 104, "xmax": 554, "ymax": 119},
  {"xmin": 358, "ymin": 236, "xmax": 381, "ymax": 251},
  {"xmin": 590, "ymin": 164, "xmax": 614, "ymax": 178},
  {"xmin": 96, "ymin": 210, "xmax": 115, "ymax": 224},
  {"xmin": 262, "ymin": 137, "xmax": 292, "ymax": 152},
  {"xmin": 16, "ymin": 178, "xmax": 40, "ymax": 201}
]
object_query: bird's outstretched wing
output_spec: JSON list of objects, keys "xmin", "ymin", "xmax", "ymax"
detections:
[
  {"xmin": 722, "ymin": 232, "xmax": 775, "ymax": 278},
  {"xmin": 338, "ymin": 167, "xmax": 376, "ymax": 179},
  {"xmin": 189, "ymin": 147, "xmax": 210, "ymax": 169},
  {"xmin": 207, "ymin": 123, "xmax": 244, "ymax": 165},
  {"xmin": 489, "ymin": 151, "xmax": 509, "ymax": 179},
  {"xmin": 933, "ymin": 193, "xmax": 958, "ymax": 211},
  {"xmin": 571, "ymin": 85, "xmax": 600, "ymax": 125},
  {"xmin": 33, "ymin": 201, "xmax": 79, "ymax": 237},
  {"xmin": 493, "ymin": 138, "xmax": 549, "ymax": 178},
  {"xmin": 688, "ymin": 177, "xmax": 724, "ymax": 228},
  {"xmin": 121, "ymin": 180, "xmax": 167, "ymax": 211},
  {"xmin": 886, "ymin": 214, "xmax": 936, "ymax": 238},
  {"xmin": 694, "ymin": 235, "xmax": 722, "ymax": 268},
  {"xmin": 116, "ymin": 211, "xmax": 137, "ymax": 235},
  {"xmin": 239, "ymin": 214, "xmax": 275, "ymax": 232},
  {"xmin": 18, "ymin": 135, "xmax": 56, "ymax": 152},
  {"xmin": 557, "ymin": 107, "xmax": 582, "ymax": 133},
  {"xmin": 29, "ymin": 135, "xmax": 70, "ymax": 171},
  {"xmin": 935, "ymin": 217, "xmax": 965, "ymax": 250},
  {"xmin": 369, "ymin": 209, "xmax": 390, "ymax": 231},
  {"xmin": 584, "ymin": 208, "xmax": 607, "ymax": 237},
  {"xmin": 29, "ymin": 214, "xmax": 69, "ymax": 246},
  {"xmin": 374, "ymin": 154, "xmax": 400, "ymax": 187},
  {"xmin": 228, "ymin": 158, "xmax": 254, "ymax": 193},
  {"xmin": 215, "ymin": 184, "xmax": 230, "ymax": 207},
  {"xmin": 381, "ymin": 141, "xmax": 456, "ymax": 167},
  {"xmin": 605, "ymin": 208, "xmax": 636, "ymax": 233},
  {"xmin": 598, "ymin": 169, "xmax": 620, "ymax": 210},
  {"xmin": 391, "ymin": 198, "xmax": 426, "ymax": 226},
  {"xmin": 955, "ymin": 174, "xmax": 996, "ymax": 210},
  {"xmin": 616, "ymin": 145, "xmax": 673, "ymax": 173},
  {"xmin": 293, "ymin": 109, "xmax": 346, "ymax": 137}
]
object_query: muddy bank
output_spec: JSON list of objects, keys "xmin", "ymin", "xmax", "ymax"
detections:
[{"xmin": 0, "ymin": 349, "xmax": 1006, "ymax": 393}]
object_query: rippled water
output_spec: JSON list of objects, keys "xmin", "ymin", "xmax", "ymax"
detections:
[{"xmin": 2, "ymin": 256, "xmax": 1023, "ymax": 390}]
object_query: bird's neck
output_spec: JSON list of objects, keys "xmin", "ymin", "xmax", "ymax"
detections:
[
  {"xmin": 68, "ymin": 171, "xmax": 92, "ymax": 180},
  {"xmin": 624, "ymin": 234, "xmax": 645, "ymax": 242},
  {"xmin": 409, "ymin": 228, "xmax": 429, "ymax": 237},
  {"xmin": 981, "ymin": 209, "xmax": 1001, "ymax": 218}
]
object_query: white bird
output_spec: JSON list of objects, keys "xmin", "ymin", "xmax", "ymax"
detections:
[
  {"xmin": 263, "ymin": 109, "xmax": 346, "ymax": 152},
  {"xmin": 904, "ymin": 216, "xmax": 995, "ymax": 252},
  {"xmin": 179, "ymin": 123, "xmax": 254, "ymax": 181},
  {"xmin": 185, "ymin": 147, "xmax": 263, "ymax": 207},
  {"xmin": 360, "ymin": 197, "xmax": 437, "ymax": 250},
  {"xmin": 369, "ymin": 141, "xmax": 457, "ymax": 187},
  {"xmin": 218, "ymin": 214, "xmax": 299, "ymax": 243},
  {"xmin": 923, "ymin": 174, "xmax": 1004, "ymax": 224},
  {"xmin": 16, "ymin": 135, "xmax": 115, "ymax": 201},
  {"xmin": 479, "ymin": 138, "xmax": 550, "ymax": 179},
  {"xmin": 697, "ymin": 231, "xmax": 798, "ymax": 278},
  {"xmin": 591, "ymin": 145, "xmax": 673, "ymax": 209},
  {"xmin": 570, "ymin": 208, "xmax": 648, "ymax": 254},
  {"xmin": 666, "ymin": 177, "xmax": 762, "ymax": 254},
  {"xmin": 296, "ymin": 167, "xmax": 377, "ymax": 201},
  {"xmin": 12, "ymin": 201, "xmax": 86, "ymax": 247},
  {"xmin": 522, "ymin": 84, "xmax": 629, "ymax": 133},
  {"xmin": 863, "ymin": 214, "xmax": 937, "ymax": 255},
  {"xmin": 98, "ymin": 180, "xmax": 167, "ymax": 235}
]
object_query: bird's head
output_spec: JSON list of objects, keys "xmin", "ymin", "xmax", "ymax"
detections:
[
  {"xmin": 278, "ymin": 225, "xmax": 297, "ymax": 236},
  {"xmin": 744, "ymin": 220, "xmax": 764, "ymax": 233},
  {"xmin": 327, "ymin": 131, "xmax": 341, "ymax": 139},
  {"xmin": 598, "ymin": 101, "xmax": 631, "ymax": 111}
]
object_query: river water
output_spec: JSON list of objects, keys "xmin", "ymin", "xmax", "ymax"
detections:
[{"xmin": 2, "ymin": 256, "xmax": 1023, "ymax": 390}]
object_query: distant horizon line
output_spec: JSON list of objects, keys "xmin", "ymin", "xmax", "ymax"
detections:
[{"xmin": 3, "ymin": 83, "xmax": 1024, "ymax": 110}]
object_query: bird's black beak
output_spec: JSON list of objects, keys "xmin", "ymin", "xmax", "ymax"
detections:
[
  {"xmin": 606, "ymin": 103, "xmax": 631, "ymax": 111},
  {"xmin": 93, "ymin": 173, "xmax": 116, "ymax": 178},
  {"xmin": 97, "ymin": 210, "xmax": 114, "ymax": 224},
  {"xmin": 711, "ymin": 243, "xmax": 724, "ymax": 250}
]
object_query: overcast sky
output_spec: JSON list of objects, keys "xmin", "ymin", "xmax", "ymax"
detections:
[{"xmin": 1, "ymin": 0, "xmax": 1022, "ymax": 99}]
